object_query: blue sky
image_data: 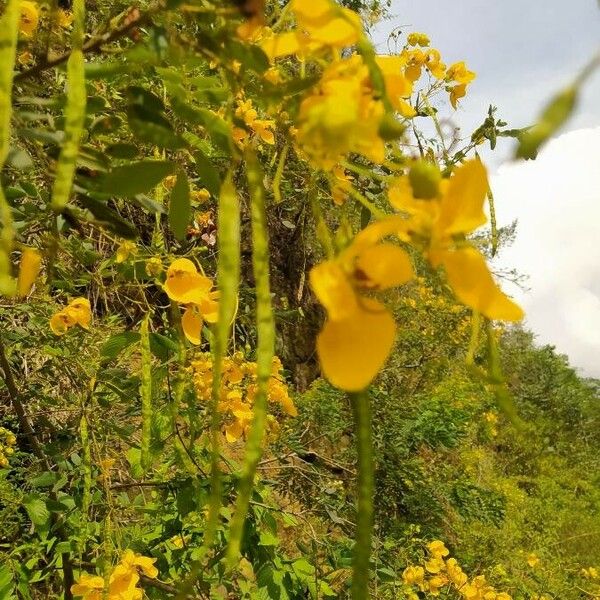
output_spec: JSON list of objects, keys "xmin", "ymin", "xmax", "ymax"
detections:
[{"xmin": 374, "ymin": 1, "xmax": 600, "ymax": 376}]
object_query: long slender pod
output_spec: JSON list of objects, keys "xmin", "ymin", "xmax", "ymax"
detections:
[
  {"xmin": 225, "ymin": 148, "xmax": 275, "ymax": 567},
  {"xmin": 50, "ymin": 0, "xmax": 87, "ymax": 212},
  {"xmin": 0, "ymin": 0, "xmax": 20, "ymax": 295}
]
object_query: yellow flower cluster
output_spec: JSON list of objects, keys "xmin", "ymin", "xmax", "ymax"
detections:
[
  {"xmin": 0, "ymin": 427, "xmax": 17, "ymax": 468},
  {"xmin": 582, "ymin": 566, "xmax": 599, "ymax": 579},
  {"xmin": 400, "ymin": 33, "xmax": 476, "ymax": 108},
  {"xmin": 311, "ymin": 159, "xmax": 523, "ymax": 391},
  {"xmin": 49, "ymin": 298, "xmax": 92, "ymax": 336},
  {"xmin": 163, "ymin": 258, "xmax": 219, "ymax": 345},
  {"xmin": 233, "ymin": 98, "xmax": 276, "ymax": 146},
  {"xmin": 403, "ymin": 541, "xmax": 512, "ymax": 599},
  {"xmin": 19, "ymin": 0, "xmax": 73, "ymax": 38},
  {"xmin": 71, "ymin": 550, "xmax": 158, "ymax": 600},
  {"xmin": 190, "ymin": 353, "xmax": 297, "ymax": 443}
]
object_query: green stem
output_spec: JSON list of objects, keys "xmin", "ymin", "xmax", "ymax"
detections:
[{"xmin": 350, "ymin": 390, "xmax": 374, "ymax": 600}]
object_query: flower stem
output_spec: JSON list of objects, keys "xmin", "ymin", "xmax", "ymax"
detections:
[{"xmin": 351, "ymin": 389, "xmax": 374, "ymax": 600}]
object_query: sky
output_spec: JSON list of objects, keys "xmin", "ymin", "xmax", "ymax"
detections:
[{"xmin": 374, "ymin": 1, "xmax": 600, "ymax": 376}]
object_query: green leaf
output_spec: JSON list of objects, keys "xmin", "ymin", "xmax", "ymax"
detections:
[
  {"xmin": 128, "ymin": 105, "xmax": 186, "ymax": 149},
  {"xmin": 227, "ymin": 40, "xmax": 270, "ymax": 74},
  {"xmin": 100, "ymin": 331, "xmax": 141, "ymax": 360},
  {"xmin": 259, "ymin": 531, "xmax": 279, "ymax": 547},
  {"xmin": 29, "ymin": 472, "xmax": 57, "ymax": 488},
  {"xmin": 105, "ymin": 143, "xmax": 138, "ymax": 159},
  {"xmin": 75, "ymin": 197, "xmax": 138, "ymax": 239},
  {"xmin": 169, "ymin": 170, "xmax": 191, "ymax": 241},
  {"xmin": 99, "ymin": 161, "xmax": 175, "ymax": 196},
  {"xmin": 6, "ymin": 146, "xmax": 33, "ymax": 170},
  {"xmin": 193, "ymin": 150, "xmax": 220, "ymax": 196},
  {"xmin": 23, "ymin": 493, "xmax": 50, "ymax": 529},
  {"xmin": 149, "ymin": 332, "xmax": 178, "ymax": 361},
  {"xmin": 0, "ymin": 564, "xmax": 15, "ymax": 599}
]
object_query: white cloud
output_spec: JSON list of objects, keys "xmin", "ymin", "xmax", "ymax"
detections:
[{"xmin": 491, "ymin": 127, "xmax": 600, "ymax": 376}]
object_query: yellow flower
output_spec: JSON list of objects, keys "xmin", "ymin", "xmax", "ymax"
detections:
[
  {"xmin": 296, "ymin": 55, "xmax": 386, "ymax": 168},
  {"xmin": 424, "ymin": 49, "xmax": 446, "ymax": 79},
  {"xmin": 252, "ymin": 119, "xmax": 276, "ymax": 145},
  {"xmin": 50, "ymin": 298, "xmax": 92, "ymax": 335},
  {"xmin": 526, "ymin": 552, "xmax": 540, "ymax": 568},
  {"xmin": 164, "ymin": 258, "xmax": 212, "ymax": 305},
  {"xmin": 425, "ymin": 557, "xmax": 445, "ymax": 574},
  {"xmin": 191, "ymin": 188, "xmax": 211, "ymax": 204},
  {"xmin": 145, "ymin": 257, "xmax": 163, "ymax": 277},
  {"xmin": 407, "ymin": 32, "xmax": 430, "ymax": 47},
  {"xmin": 427, "ymin": 574, "xmax": 448, "ymax": 596},
  {"xmin": 19, "ymin": 1, "xmax": 39, "ymax": 37},
  {"xmin": 446, "ymin": 61, "xmax": 476, "ymax": 85},
  {"xmin": 449, "ymin": 83, "xmax": 467, "ymax": 109},
  {"xmin": 120, "ymin": 550, "xmax": 159, "ymax": 579},
  {"xmin": 310, "ymin": 217, "xmax": 413, "ymax": 390},
  {"xmin": 108, "ymin": 564, "xmax": 140, "ymax": 599},
  {"xmin": 389, "ymin": 160, "xmax": 523, "ymax": 321},
  {"xmin": 56, "ymin": 8, "xmax": 73, "ymax": 27},
  {"xmin": 115, "ymin": 240, "xmax": 137, "ymax": 263},
  {"xmin": 428, "ymin": 540, "xmax": 450, "ymax": 558},
  {"xmin": 446, "ymin": 558, "xmax": 468, "ymax": 587},
  {"xmin": 403, "ymin": 565, "xmax": 425, "ymax": 587},
  {"xmin": 71, "ymin": 573, "xmax": 104, "ymax": 599},
  {"xmin": 376, "ymin": 55, "xmax": 416, "ymax": 117},
  {"xmin": 17, "ymin": 50, "xmax": 33, "ymax": 65},
  {"xmin": 582, "ymin": 566, "xmax": 599, "ymax": 579},
  {"xmin": 17, "ymin": 247, "xmax": 42, "ymax": 297},
  {"xmin": 261, "ymin": 0, "xmax": 362, "ymax": 60},
  {"xmin": 164, "ymin": 258, "xmax": 219, "ymax": 345}
]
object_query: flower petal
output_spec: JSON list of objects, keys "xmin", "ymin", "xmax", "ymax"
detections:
[
  {"xmin": 439, "ymin": 246, "xmax": 524, "ymax": 321},
  {"xmin": 50, "ymin": 311, "xmax": 74, "ymax": 336},
  {"xmin": 316, "ymin": 299, "xmax": 396, "ymax": 391},
  {"xmin": 164, "ymin": 273, "xmax": 213, "ymax": 304},
  {"xmin": 17, "ymin": 248, "xmax": 42, "ymax": 297},
  {"xmin": 437, "ymin": 160, "xmax": 488, "ymax": 236},
  {"xmin": 166, "ymin": 258, "xmax": 197, "ymax": 277},
  {"xmin": 310, "ymin": 261, "xmax": 358, "ymax": 321},
  {"xmin": 182, "ymin": 307, "xmax": 203, "ymax": 345},
  {"xmin": 355, "ymin": 243, "xmax": 413, "ymax": 289}
]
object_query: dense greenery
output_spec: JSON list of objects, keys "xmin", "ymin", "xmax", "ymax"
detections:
[{"xmin": 0, "ymin": 0, "xmax": 598, "ymax": 599}]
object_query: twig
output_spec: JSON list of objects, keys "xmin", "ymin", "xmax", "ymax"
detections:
[{"xmin": 14, "ymin": 5, "xmax": 156, "ymax": 83}]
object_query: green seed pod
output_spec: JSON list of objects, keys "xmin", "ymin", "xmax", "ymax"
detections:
[
  {"xmin": 378, "ymin": 113, "xmax": 405, "ymax": 141},
  {"xmin": 409, "ymin": 160, "xmax": 441, "ymax": 199}
]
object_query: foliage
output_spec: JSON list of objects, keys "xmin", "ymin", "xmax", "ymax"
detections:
[{"xmin": 0, "ymin": 0, "xmax": 598, "ymax": 599}]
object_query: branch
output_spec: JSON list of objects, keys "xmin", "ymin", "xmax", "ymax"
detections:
[
  {"xmin": 14, "ymin": 6, "xmax": 154, "ymax": 83},
  {"xmin": 0, "ymin": 334, "xmax": 47, "ymax": 464}
]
